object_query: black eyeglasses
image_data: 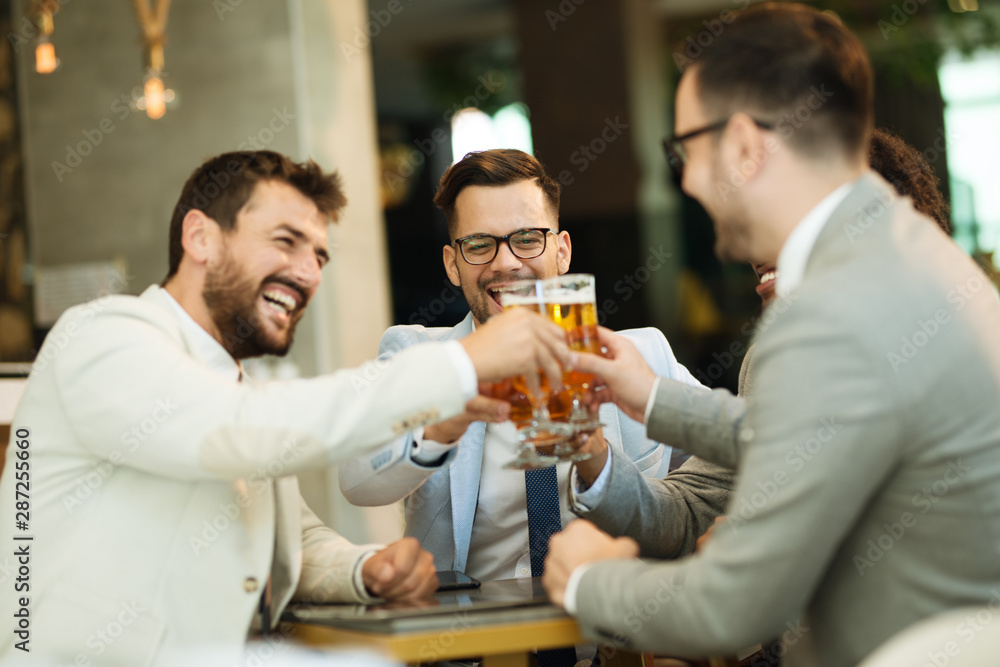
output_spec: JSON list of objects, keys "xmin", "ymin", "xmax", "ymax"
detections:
[
  {"xmin": 452, "ymin": 228, "xmax": 556, "ymax": 265},
  {"xmin": 662, "ymin": 117, "xmax": 773, "ymax": 177}
]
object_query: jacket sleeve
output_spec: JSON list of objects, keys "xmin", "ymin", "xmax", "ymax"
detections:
[
  {"xmin": 51, "ymin": 300, "xmax": 470, "ymax": 482},
  {"xmin": 647, "ymin": 380, "xmax": 749, "ymax": 469},
  {"xmin": 572, "ymin": 451, "xmax": 734, "ymax": 558},
  {"xmin": 338, "ymin": 325, "xmax": 461, "ymax": 506},
  {"xmin": 293, "ymin": 498, "xmax": 380, "ymax": 604},
  {"xmin": 571, "ymin": 298, "xmax": 902, "ymax": 656}
]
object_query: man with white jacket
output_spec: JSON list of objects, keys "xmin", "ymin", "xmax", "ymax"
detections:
[{"xmin": 0, "ymin": 150, "xmax": 570, "ymax": 666}]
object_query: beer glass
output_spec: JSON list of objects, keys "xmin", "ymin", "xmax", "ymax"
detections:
[
  {"xmin": 496, "ymin": 280, "xmax": 573, "ymax": 470},
  {"xmin": 541, "ymin": 274, "xmax": 602, "ymax": 458}
]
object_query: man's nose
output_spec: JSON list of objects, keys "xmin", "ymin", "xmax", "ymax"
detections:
[
  {"xmin": 489, "ymin": 240, "xmax": 524, "ymax": 272},
  {"xmin": 291, "ymin": 251, "xmax": 323, "ymax": 293}
]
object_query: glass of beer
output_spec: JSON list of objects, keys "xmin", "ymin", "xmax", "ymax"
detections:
[
  {"xmin": 541, "ymin": 274, "xmax": 603, "ymax": 458},
  {"xmin": 496, "ymin": 279, "xmax": 573, "ymax": 470}
]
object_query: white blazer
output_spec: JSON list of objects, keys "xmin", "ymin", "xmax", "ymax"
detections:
[{"xmin": 0, "ymin": 286, "xmax": 470, "ymax": 666}]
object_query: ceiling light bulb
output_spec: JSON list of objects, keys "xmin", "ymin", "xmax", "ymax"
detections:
[
  {"xmin": 35, "ymin": 41, "xmax": 57, "ymax": 74},
  {"xmin": 144, "ymin": 75, "xmax": 165, "ymax": 120}
]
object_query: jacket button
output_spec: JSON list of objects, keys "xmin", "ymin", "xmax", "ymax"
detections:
[{"xmin": 243, "ymin": 577, "xmax": 259, "ymax": 593}]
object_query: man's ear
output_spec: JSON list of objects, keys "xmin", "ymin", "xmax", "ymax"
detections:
[
  {"xmin": 556, "ymin": 230, "xmax": 572, "ymax": 275},
  {"xmin": 722, "ymin": 112, "xmax": 771, "ymax": 182},
  {"xmin": 443, "ymin": 244, "xmax": 461, "ymax": 287},
  {"xmin": 181, "ymin": 209, "xmax": 222, "ymax": 267}
]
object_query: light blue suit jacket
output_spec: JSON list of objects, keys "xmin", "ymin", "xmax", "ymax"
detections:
[{"xmin": 340, "ymin": 313, "xmax": 703, "ymax": 572}]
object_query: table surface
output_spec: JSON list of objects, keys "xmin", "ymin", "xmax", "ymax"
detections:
[{"xmin": 283, "ymin": 577, "xmax": 594, "ymax": 665}]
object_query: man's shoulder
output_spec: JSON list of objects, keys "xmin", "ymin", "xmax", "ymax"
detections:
[
  {"xmin": 55, "ymin": 287, "xmax": 177, "ymax": 336},
  {"xmin": 379, "ymin": 316, "xmax": 472, "ymax": 355}
]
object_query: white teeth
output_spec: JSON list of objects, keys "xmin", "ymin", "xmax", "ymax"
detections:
[
  {"xmin": 760, "ymin": 271, "xmax": 777, "ymax": 284},
  {"xmin": 262, "ymin": 289, "xmax": 296, "ymax": 313}
]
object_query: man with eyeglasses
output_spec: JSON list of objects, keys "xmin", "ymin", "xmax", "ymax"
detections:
[
  {"xmin": 340, "ymin": 150, "xmax": 730, "ymax": 627},
  {"xmin": 539, "ymin": 4, "xmax": 1000, "ymax": 666}
]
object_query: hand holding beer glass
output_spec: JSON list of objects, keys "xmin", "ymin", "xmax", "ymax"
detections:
[{"xmin": 496, "ymin": 280, "xmax": 574, "ymax": 469}]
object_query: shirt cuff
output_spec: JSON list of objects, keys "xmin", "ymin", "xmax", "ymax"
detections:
[
  {"xmin": 563, "ymin": 562, "xmax": 595, "ymax": 615},
  {"xmin": 444, "ymin": 339, "xmax": 478, "ymax": 400},
  {"xmin": 643, "ymin": 376, "xmax": 662, "ymax": 425},
  {"xmin": 571, "ymin": 454, "xmax": 613, "ymax": 511},
  {"xmin": 352, "ymin": 548, "xmax": 381, "ymax": 603},
  {"xmin": 410, "ymin": 426, "xmax": 459, "ymax": 466}
]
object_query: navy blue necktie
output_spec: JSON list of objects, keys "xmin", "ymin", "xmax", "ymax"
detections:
[{"xmin": 525, "ymin": 466, "xmax": 577, "ymax": 667}]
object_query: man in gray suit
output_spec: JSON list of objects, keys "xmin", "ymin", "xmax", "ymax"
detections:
[{"xmin": 542, "ymin": 4, "xmax": 1000, "ymax": 667}]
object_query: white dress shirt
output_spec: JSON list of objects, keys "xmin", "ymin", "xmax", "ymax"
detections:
[{"xmin": 774, "ymin": 181, "xmax": 854, "ymax": 300}]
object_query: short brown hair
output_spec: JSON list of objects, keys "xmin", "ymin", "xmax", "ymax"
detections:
[
  {"xmin": 685, "ymin": 3, "xmax": 873, "ymax": 160},
  {"xmin": 433, "ymin": 149, "xmax": 560, "ymax": 239},
  {"xmin": 165, "ymin": 151, "xmax": 346, "ymax": 279}
]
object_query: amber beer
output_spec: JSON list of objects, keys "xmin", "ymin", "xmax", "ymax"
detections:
[
  {"xmin": 495, "ymin": 288, "xmax": 571, "ymax": 447},
  {"xmin": 544, "ymin": 280, "xmax": 600, "ymax": 392},
  {"xmin": 548, "ymin": 300, "xmax": 600, "ymax": 391},
  {"xmin": 483, "ymin": 379, "xmax": 571, "ymax": 429}
]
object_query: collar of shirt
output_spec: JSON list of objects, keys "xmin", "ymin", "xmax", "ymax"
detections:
[
  {"xmin": 161, "ymin": 287, "xmax": 243, "ymax": 382},
  {"xmin": 774, "ymin": 180, "xmax": 856, "ymax": 301}
]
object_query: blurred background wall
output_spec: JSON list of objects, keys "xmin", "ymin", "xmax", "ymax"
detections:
[{"xmin": 1, "ymin": 0, "xmax": 998, "ymax": 540}]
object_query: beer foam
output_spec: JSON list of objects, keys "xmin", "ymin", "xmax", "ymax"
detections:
[
  {"xmin": 543, "ymin": 285, "xmax": 595, "ymax": 303},
  {"xmin": 500, "ymin": 293, "xmax": 546, "ymax": 308}
]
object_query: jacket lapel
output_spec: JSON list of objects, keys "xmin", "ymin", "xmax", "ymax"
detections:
[{"xmin": 443, "ymin": 313, "xmax": 484, "ymax": 572}]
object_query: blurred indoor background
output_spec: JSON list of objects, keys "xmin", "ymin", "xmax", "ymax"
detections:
[{"xmin": 1, "ymin": 0, "xmax": 998, "ymax": 540}]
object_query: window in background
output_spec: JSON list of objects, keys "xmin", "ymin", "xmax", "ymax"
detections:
[
  {"xmin": 450, "ymin": 102, "xmax": 533, "ymax": 163},
  {"xmin": 939, "ymin": 49, "xmax": 1000, "ymax": 265}
]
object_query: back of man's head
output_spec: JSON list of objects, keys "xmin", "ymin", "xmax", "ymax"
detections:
[
  {"xmin": 165, "ymin": 150, "xmax": 346, "ymax": 280},
  {"xmin": 434, "ymin": 149, "xmax": 560, "ymax": 239},
  {"xmin": 688, "ymin": 2, "xmax": 873, "ymax": 162}
]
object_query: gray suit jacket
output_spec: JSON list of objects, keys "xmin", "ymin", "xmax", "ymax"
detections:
[{"xmin": 572, "ymin": 174, "xmax": 1000, "ymax": 667}]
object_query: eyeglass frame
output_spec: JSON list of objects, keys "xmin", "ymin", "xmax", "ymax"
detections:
[
  {"xmin": 662, "ymin": 117, "xmax": 774, "ymax": 177},
  {"xmin": 451, "ymin": 228, "xmax": 558, "ymax": 265}
]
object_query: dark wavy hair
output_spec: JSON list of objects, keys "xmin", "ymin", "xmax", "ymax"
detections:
[
  {"xmin": 869, "ymin": 128, "xmax": 951, "ymax": 235},
  {"xmin": 165, "ymin": 150, "xmax": 346, "ymax": 279}
]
